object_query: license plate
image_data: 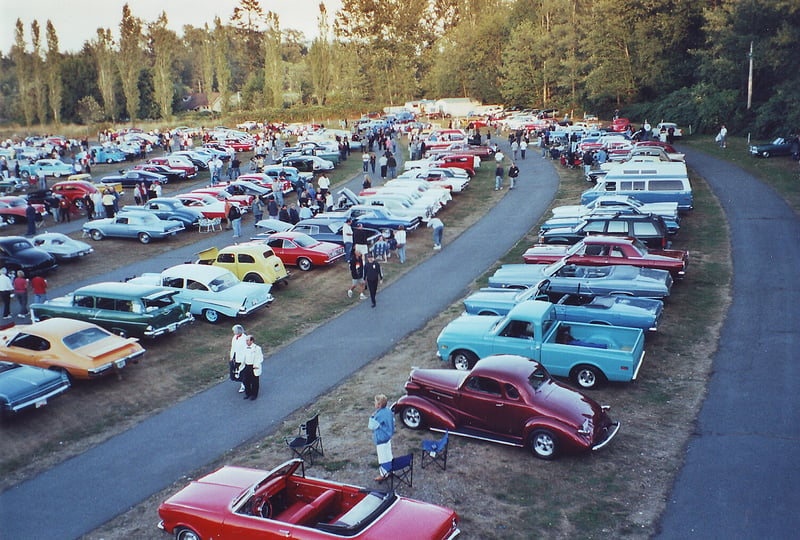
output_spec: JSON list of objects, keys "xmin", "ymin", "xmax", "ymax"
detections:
[
  {"xmin": 35, "ymin": 399, "xmax": 47, "ymax": 408},
  {"xmin": 168, "ymin": 323, "xmax": 178, "ymax": 331},
  {"xmin": 115, "ymin": 359, "xmax": 126, "ymax": 369}
]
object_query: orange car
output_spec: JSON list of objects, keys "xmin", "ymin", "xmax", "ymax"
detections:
[{"xmin": 0, "ymin": 318, "xmax": 145, "ymax": 380}]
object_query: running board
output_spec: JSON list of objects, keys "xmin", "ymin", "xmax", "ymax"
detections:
[{"xmin": 429, "ymin": 427, "xmax": 524, "ymax": 448}]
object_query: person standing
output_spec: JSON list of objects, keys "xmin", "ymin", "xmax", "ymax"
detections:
[
  {"xmin": 717, "ymin": 125, "xmax": 728, "ymax": 148},
  {"xmin": 25, "ymin": 200, "xmax": 37, "ymax": 236},
  {"xmin": 251, "ymin": 196, "xmax": 264, "ymax": 223},
  {"xmin": 369, "ymin": 394, "xmax": 395, "ymax": 482},
  {"xmin": 369, "ymin": 153, "xmax": 376, "ymax": 174},
  {"xmin": 347, "ymin": 249, "xmax": 367, "ymax": 300},
  {"xmin": 228, "ymin": 203, "xmax": 242, "ymax": 238},
  {"xmin": 59, "ymin": 196, "xmax": 71, "ymax": 222},
  {"xmin": 267, "ymin": 196, "xmax": 279, "ymax": 220},
  {"xmin": 428, "ymin": 217, "xmax": 444, "ymax": 250},
  {"xmin": 317, "ymin": 173, "xmax": 330, "ymax": 196},
  {"xmin": 0, "ymin": 268, "xmax": 13, "ymax": 319},
  {"xmin": 362, "ymin": 151, "xmax": 370, "ymax": 172},
  {"xmin": 508, "ymin": 162, "xmax": 520, "ymax": 190},
  {"xmin": 378, "ymin": 153, "xmax": 388, "ymax": 180},
  {"xmin": 353, "ymin": 223, "xmax": 370, "ymax": 258},
  {"xmin": 494, "ymin": 162, "xmax": 504, "ymax": 191},
  {"xmin": 31, "ymin": 275, "xmax": 47, "ymax": 304},
  {"xmin": 520, "ymin": 138, "xmax": 528, "ymax": 159},
  {"xmin": 13, "ymin": 270, "xmax": 29, "ymax": 318},
  {"xmin": 102, "ymin": 189, "xmax": 116, "ymax": 218},
  {"xmin": 229, "ymin": 156, "xmax": 241, "ymax": 179},
  {"xmin": 511, "ymin": 139, "xmax": 519, "ymax": 160},
  {"xmin": 240, "ymin": 335, "xmax": 264, "ymax": 400},
  {"xmin": 342, "ymin": 218, "xmax": 354, "ymax": 262},
  {"xmin": 386, "ymin": 152, "xmax": 397, "ymax": 179},
  {"xmin": 229, "ymin": 324, "xmax": 247, "ymax": 393},
  {"xmin": 363, "ymin": 254, "xmax": 383, "ymax": 308},
  {"xmin": 394, "ymin": 225, "xmax": 406, "ymax": 264}
]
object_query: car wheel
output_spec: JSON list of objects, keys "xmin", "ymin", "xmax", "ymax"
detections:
[
  {"xmin": 243, "ymin": 273, "xmax": 264, "ymax": 283},
  {"xmin": 138, "ymin": 232, "xmax": 152, "ymax": 244},
  {"xmin": 530, "ymin": 429, "xmax": 559, "ymax": 460},
  {"xmin": 54, "ymin": 172, "xmax": 62, "ymax": 178},
  {"xmin": 203, "ymin": 309, "xmax": 220, "ymax": 323},
  {"xmin": 297, "ymin": 257, "xmax": 312, "ymax": 271},
  {"xmin": 106, "ymin": 158, "xmax": 113, "ymax": 164},
  {"xmin": 761, "ymin": 151, "xmax": 770, "ymax": 158},
  {"xmin": 477, "ymin": 310, "xmax": 499, "ymax": 316},
  {"xmin": 175, "ymin": 528, "xmax": 201, "ymax": 540},
  {"xmin": 73, "ymin": 199, "xmax": 86, "ymax": 210},
  {"xmin": 451, "ymin": 350, "xmax": 478, "ymax": 371},
  {"xmin": 20, "ymin": 171, "xmax": 30, "ymax": 179},
  {"xmin": 572, "ymin": 364, "xmax": 604, "ymax": 390},
  {"xmin": 401, "ymin": 405, "xmax": 423, "ymax": 430},
  {"xmin": 49, "ymin": 366, "xmax": 73, "ymax": 383},
  {"xmin": 90, "ymin": 229, "xmax": 104, "ymax": 241}
]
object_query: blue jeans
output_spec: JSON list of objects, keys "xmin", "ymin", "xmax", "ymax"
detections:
[
  {"xmin": 232, "ymin": 217, "xmax": 242, "ymax": 237},
  {"xmin": 433, "ymin": 226, "xmax": 443, "ymax": 247},
  {"xmin": 396, "ymin": 244, "xmax": 406, "ymax": 263},
  {"xmin": 495, "ymin": 175, "xmax": 503, "ymax": 189}
]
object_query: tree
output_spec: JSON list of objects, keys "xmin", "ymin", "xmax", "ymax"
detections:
[
  {"xmin": 263, "ymin": 12, "xmax": 283, "ymax": 108},
  {"xmin": 12, "ymin": 19, "xmax": 34, "ymax": 126},
  {"xmin": 45, "ymin": 20, "xmax": 63, "ymax": 126},
  {"xmin": 214, "ymin": 17, "xmax": 232, "ymax": 114},
  {"xmin": 308, "ymin": 3, "xmax": 333, "ymax": 105},
  {"xmin": 230, "ymin": 0, "xmax": 266, "ymax": 73},
  {"xmin": 93, "ymin": 28, "xmax": 117, "ymax": 121},
  {"xmin": 147, "ymin": 12, "xmax": 178, "ymax": 120},
  {"xmin": 76, "ymin": 95, "xmax": 104, "ymax": 126},
  {"xmin": 118, "ymin": 4, "xmax": 143, "ymax": 123},
  {"xmin": 31, "ymin": 21, "xmax": 48, "ymax": 124}
]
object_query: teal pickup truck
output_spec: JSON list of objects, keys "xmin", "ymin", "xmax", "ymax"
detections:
[{"xmin": 436, "ymin": 300, "xmax": 645, "ymax": 389}]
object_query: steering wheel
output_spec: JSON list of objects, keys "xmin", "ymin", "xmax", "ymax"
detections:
[{"xmin": 254, "ymin": 496, "xmax": 272, "ymax": 519}]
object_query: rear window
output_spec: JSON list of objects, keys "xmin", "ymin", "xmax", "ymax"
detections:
[
  {"xmin": 632, "ymin": 222, "xmax": 659, "ymax": 236},
  {"xmin": 63, "ymin": 327, "xmax": 111, "ymax": 349}
]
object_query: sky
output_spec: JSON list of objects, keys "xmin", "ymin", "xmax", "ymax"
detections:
[{"xmin": 0, "ymin": 0, "xmax": 343, "ymax": 55}]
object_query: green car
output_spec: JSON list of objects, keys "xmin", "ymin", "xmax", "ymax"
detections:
[{"xmin": 29, "ymin": 282, "xmax": 194, "ymax": 339}]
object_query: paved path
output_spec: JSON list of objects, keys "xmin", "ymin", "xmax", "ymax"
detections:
[
  {"xmin": 0, "ymin": 146, "xmax": 559, "ymax": 538},
  {"xmin": 656, "ymin": 149, "xmax": 800, "ymax": 538}
]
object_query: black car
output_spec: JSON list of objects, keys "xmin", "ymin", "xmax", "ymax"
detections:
[
  {"xmin": 133, "ymin": 164, "xmax": 188, "ymax": 183},
  {"xmin": 540, "ymin": 213, "xmax": 671, "ymax": 250},
  {"xmin": 286, "ymin": 219, "xmax": 382, "ymax": 247},
  {"xmin": 118, "ymin": 198, "xmax": 204, "ymax": 228},
  {"xmin": 280, "ymin": 156, "xmax": 317, "ymax": 174},
  {"xmin": 0, "ymin": 236, "xmax": 58, "ymax": 276},
  {"xmin": 748, "ymin": 137, "xmax": 799, "ymax": 159},
  {"xmin": 100, "ymin": 170, "xmax": 167, "ymax": 188}
]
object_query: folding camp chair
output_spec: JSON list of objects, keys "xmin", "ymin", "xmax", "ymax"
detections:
[
  {"xmin": 387, "ymin": 453, "xmax": 413, "ymax": 490},
  {"xmin": 421, "ymin": 430, "xmax": 449, "ymax": 471},
  {"xmin": 284, "ymin": 413, "xmax": 324, "ymax": 465}
]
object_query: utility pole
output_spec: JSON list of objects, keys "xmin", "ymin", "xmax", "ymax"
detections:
[{"xmin": 747, "ymin": 41, "xmax": 754, "ymax": 110}]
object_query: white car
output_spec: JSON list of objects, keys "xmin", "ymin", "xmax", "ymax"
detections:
[
  {"xmin": 337, "ymin": 188, "xmax": 432, "ymax": 221},
  {"xmin": 384, "ymin": 178, "xmax": 452, "ymax": 207},
  {"xmin": 397, "ymin": 168, "xmax": 470, "ymax": 193},
  {"xmin": 32, "ymin": 232, "xmax": 94, "ymax": 260},
  {"xmin": 652, "ymin": 122, "xmax": 683, "ymax": 139}
]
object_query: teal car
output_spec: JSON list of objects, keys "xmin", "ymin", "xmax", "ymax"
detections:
[
  {"xmin": 19, "ymin": 159, "xmax": 75, "ymax": 179},
  {"xmin": 29, "ymin": 282, "xmax": 194, "ymax": 339},
  {"xmin": 83, "ymin": 147, "xmax": 127, "ymax": 164}
]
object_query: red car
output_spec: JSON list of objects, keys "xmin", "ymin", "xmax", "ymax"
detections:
[
  {"xmin": 611, "ymin": 118, "xmax": 631, "ymax": 132},
  {"xmin": 394, "ymin": 354, "xmax": 620, "ymax": 460},
  {"xmin": 147, "ymin": 156, "xmax": 197, "ymax": 178},
  {"xmin": 191, "ymin": 187, "xmax": 254, "ymax": 208},
  {"xmin": 522, "ymin": 236, "xmax": 688, "ymax": 278},
  {"xmin": 262, "ymin": 232, "xmax": 345, "ymax": 271},
  {"xmin": 0, "ymin": 196, "xmax": 47, "ymax": 224},
  {"xmin": 432, "ymin": 154, "xmax": 476, "ymax": 177},
  {"xmin": 157, "ymin": 459, "xmax": 460, "ymax": 540},
  {"xmin": 223, "ymin": 138, "xmax": 255, "ymax": 152}
]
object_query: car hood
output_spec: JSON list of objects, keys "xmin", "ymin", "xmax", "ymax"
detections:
[
  {"xmin": 438, "ymin": 313, "xmax": 501, "ymax": 341},
  {"xmin": 0, "ymin": 362, "xmax": 67, "ymax": 398},
  {"xmin": 463, "ymin": 289, "xmax": 518, "ymax": 314},
  {"xmin": 160, "ymin": 466, "xmax": 264, "ymax": 515}
]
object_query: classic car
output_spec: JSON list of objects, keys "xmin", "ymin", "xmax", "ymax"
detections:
[
  {"xmin": 280, "ymin": 155, "xmax": 335, "ymax": 174},
  {"xmin": 221, "ymin": 137, "xmax": 256, "ymax": 152},
  {"xmin": 146, "ymin": 156, "xmax": 197, "ymax": 178},
  {"xmin": 0, "ymin": 236, "xmax": 58, "ymax": 276},
  {"xmin": 611, "ymin": 118, "xmax": 631, "ymax": 132},
  {"xmin": 157, "ymin": 459, "xmax": 460, "ymax": 540},
  {"xmin": 261, "ymin": 232, "xmax": 346, "ymax": 271},
  {"xmin": 396, "ymin": 168, "xmax": 470, "ymax": 193},
  {"xmin": 428, "ymin": 142, "xmax": 495, "ymax": 159},
  {"xmin": 30, "ymin": 282, "xmax": 194, "ymax": 339},
  {"xmin": 254, "ymin": 218, "xmax": 295, "ymax": 234},
  {"xmin": 488, "ymin": 259, "xmax": 673, "ymax": 299},
  {"xmin": 118, "ymin": 198, "xmax": 204, "ymax": 228},
  {"xmin": 18, "ymin": 158, "xmax": 75, "ymax": 179},
  {"xmin": 651, "ymin": 122, "xmax": 683, "ymax": 139},
  {"xmin": 0, "ymin": 196, "xmax": 47, "ymax": 224},
  {"xmin": 749, "ymin": 137, "xmax": 798, "ymax": 158},
  {"xmin": 281, "ymin": 141, "xmax": 341, "ymax": 164},
  {"xmin": 281, "ymin": 219, "xmax": 382, "ymax": 247},
  {"xmin": 100, "ymin": 169, "xmax": 167, "ymax": 188},
  {"xmin": 319, "ymin": 206, "xmax": 421, "ymax": 231},
  {"xmin": 225, "ymin": 180, "xmax": 273, "ymax": 201},
  {"xmin": 260, "ymin": 165, "xmax": 313, "ymax": 192},
  {"xmin": 0, "ymin": 360, "xmax": 70, "ymax": 416},
  {"xmin": 421, "ymin": 129, "xmax": 468, "ymax": 151},
  {"xmin": 175, "ymin": 193, "xmax": 231, "ymax": 219},
  {"xmin": 0, "ymin": 318, "xmax": 145, "ymax": 379},
  {"xmin": 337, "ymin": 188, "xmax": 433, "ymax": 221},
  {"xmin": 197, "ymin": 243, "xmax": 289, "ymax": 285},
  {"xmin": 523, "ymin": 236, "xmax": 688, "ymax": 278},
  {"xmin": 171, "ymin": 150, "xmax": 211, "ymax": 169},
  {"xmin": 132, "ymin": 163, "xmax": 188, "ymax": 183},
  {"xmin": 383, "ymin": 179, "xmax": 452, "ymax": 207},
  {"xmin": 542, "ymin": 206, "xmax": 680, "ymax": 236},
  {"xmin": 28, "ymin": 180, "xmax": 99, "ymax": 211},
  {"xmin": 31, "ymin": 232, "xmax": 94, "ymax": 260},
  {"xmin": 86, "ymin": 146, "xmax": 127, "ymax": 164},
  {"xmin": 463, "ymin": 282, "xmax": 664, "ymax": 332},
  {"xmin": 394, "ymin": 354, "xmax": 620, "ymax": 459},
  {"xmin": 540, "ymin": 213, "xmax": 672, "ymax": 250},
  {"xmin": 550, "ymin": 194, "xmax": 679, "ymax": 222},
  {"xmin": 82, "ymin": 211, "xmax": 185, "ymax": 244},
  {"xmin": 191, "ymin": 187, "xmax": 253, "ymax": 208},
  {"xmin": 127, "ymin": 264, "xmax": 273, "ymax": 323},
  {"xmin": 404, "ymin": 154, "xmax": 476, "ymax": 177}
]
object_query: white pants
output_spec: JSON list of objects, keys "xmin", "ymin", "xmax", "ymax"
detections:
[{"xmin": 376, "ymin": 440, "xmax": 393, "ymax": 475}]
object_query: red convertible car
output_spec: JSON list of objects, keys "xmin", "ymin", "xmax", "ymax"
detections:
[
  {"xmin": 522, "ymin": 236, "xmax": 688, "ymax": 279},
  {"xmin": 394, "ymin": 354, "xmax": 619, "ymax": 460},
  {"xmin": 158, "ymin": 459, "xmax": 460, "ymax": 540},
  {"xmin": 262, "ymin": 232, "xmax": 345, "ymax": 271}
]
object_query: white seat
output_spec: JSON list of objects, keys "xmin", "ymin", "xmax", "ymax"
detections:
[{"xmin": 198, "ymin": 217, "xmax": 222, "ymax": 233}]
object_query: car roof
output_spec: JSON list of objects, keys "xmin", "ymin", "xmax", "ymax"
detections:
[
  {"xmin": 160, "ymin": 263, "xmax": 232, "ymax": 281},
  {"xmin": 20, "ymin": 317, "xmax": 108, "ymax": 335},
  {"xmin": 75, "ymin": 281, "xmax": 173, "ymax": 299}
]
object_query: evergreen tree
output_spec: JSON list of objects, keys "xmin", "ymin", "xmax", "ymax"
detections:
[
  {"xmin": 214, "ymin": 17, "xmax": 232, "ymax": 114},
  {"xmin": 147, "ymin": 12, "xmax": 178, "ymax": 120},
  {"xmin": 263, "ymin": 12, "xmax": 283, "ymax": 108}
]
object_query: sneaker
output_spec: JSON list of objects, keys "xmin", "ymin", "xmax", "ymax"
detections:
[
  {"xmin": 433, "ymin": 245, "xmax": 441, "ymax": 250},
  {"xmin": 17, "ymin": 314, "xmax": 26, "ymax": 318},
  {"xmin": 2, "ymin": 315, "xmax": 10, "ymax": 319},
  {"xmin": 359, "ymin": 293, "xmax": 367, "ymax": 300},
  {"xmin": 347, "ymin": 289, "xmax": 353, "ymax": 298},
  {"xmin": 238, "ymin": 384, "xmax": 245, "ymax": 393}
]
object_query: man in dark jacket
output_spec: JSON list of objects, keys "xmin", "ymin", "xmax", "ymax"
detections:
[{"xmin": 363, "ymin": 254, "xmax": 383, "ymax": 308}]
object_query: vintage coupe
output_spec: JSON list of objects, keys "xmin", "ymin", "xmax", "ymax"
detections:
[
  {"xmin": 118, "ymin": 198, "xmax": 204, "ymax": 228},
  {"xmin": 394, "ymin": 354, "xmax": 620, "ymax": 459},
  {"xmin": 175, "ymin": 193, "xmax": 231, "ymax": 220},
  {"xmin": 82, "ymin": 210, "xmax": 185, "ymax": 244},
  {"xmin": 128, "ymin": 264, "xmax": 274, "ymax": 324},
  {"xmin": 523, "ymin": 236, "xmax": 688, "ymax": 279},
  {"xmin": 30, "ymin": 282, "xmax": 194, "ymax": 339},
  {"xmin": 0, "ymin": 196, "xmax": 47, "ymax": 224},
  {"xmin": 19, "ymin": 158, "xmax": 74, "ymax": 179},
  {"xmin": 749, "ymin": 137, "xmax": 797, "ymax": 158},
  {"xmin": 0, "ymin": 360, "xmax": 71, "ymax": 416},
  {"xmin": 0, "ymin": 236, "xmax": 58, "ymax": 276},
  {"xmin": 284, "ymin": 219, "xmax": 382, "ymax": 247},
  {"xmin": 132, "ymin": 163, "xmax": 188, "ymax": 183},
  {"xmin": 488, "ymin": 260, "xmax": 673, "ymax": 300},
  {"xmin": 157, "ymin": 459, "xmax": 460, "ymax": 540},
  {"xmin": 197, "ymin": 244, "xmax": 289, "ymax": 285},
  {"xmin": 0, "ymin": 318, "xmax": 145, "ymax": 379},
  {"xmin": 100, "ymin": 169, "xmax": 167, "ymax": 188},
  {"xmin": 321, "ymin": 206, "xmax": 421, "ymax": 231},
  {"xmin": 259, "ymin": 232, "xmax": 345, "ymax": 271},
  {"xmin": 31, "ymin": 232, "xmax": 94, "ymax": 260}
]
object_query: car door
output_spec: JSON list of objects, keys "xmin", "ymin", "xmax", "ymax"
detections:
[
  {"xmin": 457, "ymin": 375, "xmax": 505, "ymax": 433},
  {"xmin": 4, "ymin": 332, "xmax": 53, "ymax": 370},
  {"xmin": 491, "ymin": 319, "xmax": 537, "ymax": 359}
]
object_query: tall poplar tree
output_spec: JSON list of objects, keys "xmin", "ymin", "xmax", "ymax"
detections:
[
  {"xmin": 308, "ymin": 3, "xmax": 333, "ymax": 105},
  {"xmin": 31, "ymin": 21, "xmax": 48, "ymax": 125},
  {"xmin": 93, "ymin": 28, "xmax": 117, "ymax": 121},
  {"xmin": 45, "ymin": 20, "xmax": 63, "ymax": 126},
  {"xmin": 118, "ymin": 4, "xmax": 143, "ymax": 124},
  {"xmin": 12, "ymin": 19, "xmax": 34, "ymax": 127},
  {"xmin": 147, "ymin": 12, "xmax": 178, "ymax": 120},
  {"xmin": 213, "ymin": 17, "xmax": 232, "ymax": 113},
  {"xmin": 263, "ymin": 12, "xmax": 283, "ymax": 108}
]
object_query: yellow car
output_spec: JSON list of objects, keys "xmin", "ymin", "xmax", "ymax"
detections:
[
  {"xmin": 0, "ymin": 318, "xmax": 145, "ymax": 380},
  {"xmin": 197, "ymin": 243, "xmax": 289, "ymax": 285}
]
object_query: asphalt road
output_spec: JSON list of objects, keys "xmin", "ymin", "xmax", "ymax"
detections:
[
  {"xmin": 655, "ymin": 149, "xmax": 800, "ymax": 538},
  {"xmin": 0, "ymin": 147, "xmax": 560, "ymax": 539}
]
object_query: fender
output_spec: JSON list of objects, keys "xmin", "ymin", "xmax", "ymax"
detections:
[
  {"xmin": 523, "ymin": 416, "xmax": 590, "ymax": 453},
  {"xmin": 393, "ymin": 395, "xmax": 457, "ymax": 431}
]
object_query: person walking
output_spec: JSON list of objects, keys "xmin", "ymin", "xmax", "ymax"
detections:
[
  {"xmin": 363, "ymin": 254, "xmax": 383, "ymax": 308},
  {"xmin": 0, "ymin": 268, "xmax": 13, "ymax": 319},
  {"xmin": 342, "ymin": 218, "xmax": 354, "ymax": 262},
  {"xmin": 25, "ymin": 200, "xmax": 37, "ymax": 236},
  {"xmin": 494, "ymin": 162, "xmax": 504, "ymax": 190},
  {"xmin": 229, "ymin": 324, "xmax": 248, "ymax": 393},
  {"xmin": 428, "ymin": 217, "xmax": 444, "ymax": 250},
  {"xmin": 386, "ymin": 153, "xmax": 397, "ymax": 179},
  {"xmin": 347, "ymin": 249, "xmax": 367, "ymax": 300},
  {"xmin": 369, "ymin": 394, "xmax": 395, "ymax": 482},
  {"xmin": 508, "ymin": 162, "xmax": 520, "ymax": 190},
  {"xmin": 717, "ymin": 125, "xmax": 728, "ymax": 148},
  {"xmin": 394, "ymin": 225, "xmax": 407, "ymax": 264},
  {"xmin": 13, "ymin": 270, "xmax": 29, "ymax": 318},
  {"xmin": 520, "ymin": 138, "xmax": 528, "ymax": 159},
  {"xmin": 239, "ymin": 335, "xmax": 264, "ymax": 401},
  {"xmin": 31, "ymin": 275, "xmax": 47, "ymax": 304}
]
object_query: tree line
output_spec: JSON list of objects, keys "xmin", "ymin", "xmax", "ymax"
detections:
[{"xmin": 1, "ymin": 0, "xmax": 797, "ymax": 137}]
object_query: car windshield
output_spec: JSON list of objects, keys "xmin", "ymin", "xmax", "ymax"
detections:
[
  {"xmin": 144, "ymin": 293, "xmax": 177, "ymax": 311},
  {"xmin": 208, "ymin": 272, "xmax": 239, "ymax": 292},
  {"xmin": 7, "ymin": 239, "xmax": 34, "ymax": 253},
  {"xmin": 292, "ymin": 234, "xmax": 318, "ymax": 248},
  {"xmin": 63, "ymin": 327, "xmax": 112, "ymax": 349}
]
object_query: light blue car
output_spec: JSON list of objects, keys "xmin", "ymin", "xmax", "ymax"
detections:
[
  {"xmin": 82, "ymin": 210, "xmax": 185, "ymax": 244},
  {"xmin": 19, "ymin": 159, "xmax": 75, "ymax": 179},
  {"xmin": 89, "ymin": 147, "xmax": 127, "ymax": 164}
]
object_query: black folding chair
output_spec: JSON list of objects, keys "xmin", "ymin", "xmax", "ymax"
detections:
[
  {"xmin": 387, "ymin": 453, "xmax": 413, "ymax": 490},
  {"xmin": 421, "ymin": 430, "xmax": 449, "ymax": 471},
  {"xmin": 284, "ymin": 413, "xmax": 324, "ymax": 465}
]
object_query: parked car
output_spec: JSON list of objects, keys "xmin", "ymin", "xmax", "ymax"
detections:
[
  {"xmin": 393, "ymin": 354, "xmax": 620, "ymax": 459},
  {"xmin": 190, "ymin": 187, "xmax": 252, "ymax": 209},
  {"xmin": 127, "ymin": 264, "xmax": 274, "ymax": 324},
  {"xmin": 100, "ymin": 170, "xmax": 167, "ymax": 189},
  {"xmin": 748, "ymin": 137, "xmax": 798, "ymax": 158},
  {"xmin": 651, "ymin": 122, "xmax": 683, "ymax": 139},
  {"xmin": 540, "ymin": 213, "xmax": 672, "ymax": 250},
  {"xmin": 0, "ymin": 360, "xmax": 71, "ymax": 416},
  {"xmin": 550, "ymin": 195, "xmax": 679, "ymax": 222},
  {"xmin": 31, "ymin": 232, "xmax": 93, "ymax": 260},
  {"xmin": 118, "ymin": 198, "xmax": 203, "ymax": 228},
  {"xmin": 82, "ymin": 210, "xmax": 185, "ymax": 244},
  {"xmin": 261, "ymin": 232, "xmax": 346, "ymax": 271},
  {"xmin": 0, "ymin": 196, "xmax": 47, "ymax": 224},
  {"xmin": 0, "ymin": 236, "xmax": 58, "ymax": 276},
  {"xmin": 30, "ymin": 282, "xmax": 194, "ymax": 339},
  {"xmin": 88, "ymin": 146, "xmax": 127, "ymax": 164},
  {"xmin": 146, "ymin": 156, "xmax": 197, "ymax": 178},
  {"xmin": 488, "ymin": 259, "xmax": 673, "ymax": 300},
  {"xmin": 197, "ymin": 243, "xmax": 289, "ymax": 285},
  {"xmin": 19, "ymin": 159, "xmax": 74, "ymax": 179},
  {"xmin": 254, "ymin": 219, "xmax": 294, "ymax": 234},
  {"xmin": 319, "ymin": 206, "xmax": 421, "ymax": 231},
  {"xmin": 280, "ymin": 155, "xmax": 335, "ymax": 174},
  {"xmin": 132, "ymin": 163, "xmax": 188, "ymax": 183},
  {"xmin": 0, "ymin": 318, "xmax": 145, "ymax": 379},
  {"xmin": 157, "ymin": 459, "xmax": 461, "ymax": 540},
  {"xmin": 280, "ymin": 219, "xmax": 382, "ymax": 247},
  {"xmin": 523, "ymin": 236, "xmax": 688, "ymax": 278},
  {"xmin": 27, "ymin": 179, "xmax": 99, "ymax": 211},
  {"xmin": 396, "ymin": 168, "xmax": 470, "ymax": 193}
]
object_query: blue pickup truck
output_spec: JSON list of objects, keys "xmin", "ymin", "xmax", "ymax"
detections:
[{"xmin": 437, "ymin": 300, "xmax": 645, "ymax": 389}]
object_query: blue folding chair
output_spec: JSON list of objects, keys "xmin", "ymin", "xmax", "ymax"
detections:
[
  {"xmin": 421, "ymin": 430, "xmax": 449, "ymax": 471},
  {"xmin": 387, "ymin": 453, "xmax": 414, "ymax": 490}
]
